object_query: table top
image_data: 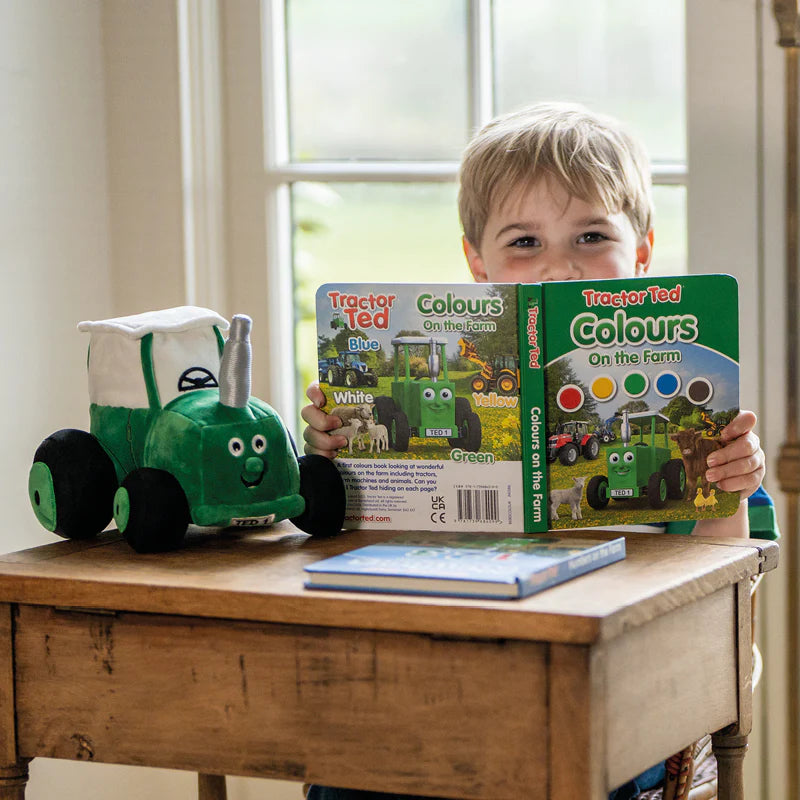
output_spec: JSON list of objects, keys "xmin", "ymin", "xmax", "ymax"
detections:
[{"xmin": 0, "ymin": 525, "xmax": 777, "ymax": 645}]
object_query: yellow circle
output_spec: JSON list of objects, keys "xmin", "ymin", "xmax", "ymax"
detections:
[{"xmin": 591, "ymin": 376, "xmax": 615, "ymax": 400}]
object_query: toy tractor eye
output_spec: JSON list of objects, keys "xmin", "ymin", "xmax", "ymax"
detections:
[
  {"xmin": 251, "ymin": 434, "xmax": 267, "ymax": 454},
  {"xmin": 623, "ymin": 451, "xmax": 635, "ymax": 463},
  {"xmin": 609, "ymin": 453, "xmax": 620, "ymax": 464},
  {"xmin": 423, "ymin": 388, "xmax": 435, "ymax": 400},
  {"xmin": 228, "ymin": 437, "xmax": 245, "ymax": 457},
  {"xmin": 440, "ymin": 388, "xmax": 452, "ymax": 401}
]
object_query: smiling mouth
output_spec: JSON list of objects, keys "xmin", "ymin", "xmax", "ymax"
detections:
[
  {"xmin": 241, "ymin": 475, "xmax": 264, "ymax": 488},
  {"xmin": 613, "ymin": 467, "xmax": 631, "ymax": 476}
]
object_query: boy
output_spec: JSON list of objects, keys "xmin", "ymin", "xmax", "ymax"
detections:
[{"xmin": 302, "ymin": 102, "xmax": 771, "ymax": 798}]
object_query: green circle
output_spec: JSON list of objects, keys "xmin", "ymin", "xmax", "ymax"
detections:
[
  {"xmin": 623, "ymin": 372, "xmax": 647, "ymax": 396},
  {"xmin": 28, "ymin": 461, "xmax": 57, "ymax": 531},
  {"xmin": 113, "ymin": 486, "xmax": 131, "ymax": 533}
]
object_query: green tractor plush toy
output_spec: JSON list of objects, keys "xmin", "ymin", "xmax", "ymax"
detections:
[{"xmin": 29, "ymin": 306, "xmax": 346, "ymax": 552}]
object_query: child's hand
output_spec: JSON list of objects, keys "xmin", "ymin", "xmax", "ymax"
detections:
[
  {"xmin": 301, "ymin": 382, "xmax": 347, "ymax": 458},
  {"xmin": 705, "ymin": 409, "xmax": 765, "ymax": 500}
]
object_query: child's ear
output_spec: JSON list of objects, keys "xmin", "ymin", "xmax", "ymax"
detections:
[
  {"xmin": 463, "ymin": 236, "xmax": 488, "ymax": 283},
  {"xmin": 635, "ymin": 229, "xmax": 655, "ymax": 276}
]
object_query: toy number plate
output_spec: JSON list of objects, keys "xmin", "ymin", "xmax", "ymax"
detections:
[
  {"xmin": 426, "ymin": 428, "xmax": 453, "ymax": 437},
  {"xmin": 230, "ymin": 514, "xmax": 276, "ymax": 528},
  {"xmin": 610, "ymin": 489, "xmax": 634, "ymax": 498}
]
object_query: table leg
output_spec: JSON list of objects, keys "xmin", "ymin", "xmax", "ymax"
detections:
[
  {"xmin": 0, "ymin": 761, "xmax": 30, "ymax": 800},
  {"xmin": 198, "ymin": 773, "xmax": 227, "ymax": 800},
  {"xmin": 711, "ymin": 730, "xmax": 748, "ymax": 800}
]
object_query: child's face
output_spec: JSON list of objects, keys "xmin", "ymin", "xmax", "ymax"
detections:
[{"xmin": 464, "ymin": 177, "xmax": 653, "ymax": 283}]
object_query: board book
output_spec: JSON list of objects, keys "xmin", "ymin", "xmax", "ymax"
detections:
[
  {"xmin": 304, "ymin": 533, "xmax": 626, "ymax": 599},
  {"xmin": 314, "ymin": 274, "xmax": 739, "ymax": 533}
]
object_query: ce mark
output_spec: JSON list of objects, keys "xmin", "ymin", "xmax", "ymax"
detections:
[{"xmin": 430, "ymin": 512, "xmax": 446, "ymax": 524}]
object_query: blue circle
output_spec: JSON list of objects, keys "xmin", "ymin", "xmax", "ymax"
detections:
[{"xmin": 655, "ymin": 371, "xmax": 680, "ymax": 398}]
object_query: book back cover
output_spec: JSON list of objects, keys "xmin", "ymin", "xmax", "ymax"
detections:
[{"xmin": 315, "ymin": 283, "xmax": 524, "ymax": 532}]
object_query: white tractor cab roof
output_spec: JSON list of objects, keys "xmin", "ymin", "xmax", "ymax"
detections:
[
  {"xmin": 624, "ymin": 412, "xmax": 671, "ymax": 424},
  {"xmin": 78, "ymin": 306, "xmax": 229, "ymax": 410},
  {"xmin": 619, "ymin": 410, "xmax": 671, "ymax": 446}
]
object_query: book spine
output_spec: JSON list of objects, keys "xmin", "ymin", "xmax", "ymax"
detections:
[
  {"xmin": 518, "ymin": 538, "xmax": 626, "ymax": 597},
  {"xmin": 518, "ymin": 284, "xmax": 549, "ymax": 532}
]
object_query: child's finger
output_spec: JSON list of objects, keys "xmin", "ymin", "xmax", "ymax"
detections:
[
  {"xmin": 720, "ymin": 409, "xmax": 757, "ymax": 442},
  {"xmin": 705, "ymin": 430, "xmax": 765, "ymax": 499},
  {"xmin": 707, "ymin": 430, "xmax": 762, "ymax": 470},
  {"xmin": 706, "ymin": 451, "xmax": 765, "ymax": 486},
  {"xmin": 710, "ymin": 461, "xmax": 766, "ymax": 499},
  {"xmin": 301, "ymin": 402, "xmax": 342, "ymax": 432},
  {"xmin": 302, "ymin": 426, "xmax": 346, "ymax": 458},
  {"xmin": 306, "ymin": 381, "xmax": 327, "ymax": 408}
]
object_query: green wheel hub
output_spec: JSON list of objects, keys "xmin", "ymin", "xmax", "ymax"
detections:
[
  {"xmin": 113, "ymin": 486, "xmax": 131, "ymax": 533},
  {"xmin": 28, "ymin": 462, "xmax": 57, "ymax": 531}
]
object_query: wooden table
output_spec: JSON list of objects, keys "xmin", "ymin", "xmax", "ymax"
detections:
[{"xmin": 0, "ymin": 525, "xmax": 778, "ymax": 800}]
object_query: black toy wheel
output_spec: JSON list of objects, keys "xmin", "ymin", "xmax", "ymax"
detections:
[
  {"xmin": 326, "ymin": 368, "xmax": 336, "ymax": 385},
  {"xmin": 647, "ymin": 471, "xmax": 668, "ymax": 509},
  {"xmin": 586, "ymin": 475, "xmax": 610, "ymax": 510},
  {"xmin": 29, "ymin": 428, "xmax": 117, "ymax": 540},
  {"xmin": 582, "ymin": 437, "xmax": 600, "ymax": 460},
  {"xmin": 664, "ymin": 458, "xmax": 687, "ymax": 500},
  {"xmin": 290, "ymin": 454, "xmax": 346, "ymax": 537},
  {"xmin": 114, "ymin": 468, "xmax": 190, "ymax": 553},
  {"xmin": 366, "ymin": 374, "xmax": 378, "ymax": 387},
  {"xmin": 558, "ymin": 443, "xmax": 579, "ymax": 466},
  {"xmin": 390, "ymin": 411, "xmax": 410, "ymax": 451},
  {"xmin": 373, "ymin": 395, "xmax": 396, "ymax": 429},
  {"xmin": 497, "ymin": 374, "xmax": 518, "ymax": 395},
  {"xmin": 344, "ymin": 370, "xmax": 359, "ymax": 387}
]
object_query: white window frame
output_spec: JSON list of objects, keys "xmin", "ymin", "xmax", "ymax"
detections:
[{"xmin": 258, "ymin": 0, "xmax": 687, "ymax": 422}]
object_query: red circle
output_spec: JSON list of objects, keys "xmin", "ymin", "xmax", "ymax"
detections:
[{"xmin": 557, "ymin": 384, "xmax": 584, "ymax": 412}]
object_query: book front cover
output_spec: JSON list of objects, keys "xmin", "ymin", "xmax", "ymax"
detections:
[{"xmin": 538, "ymin": 274, "xmax": 739, "ymax": 530}]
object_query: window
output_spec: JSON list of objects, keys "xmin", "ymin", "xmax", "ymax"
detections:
[{"xmin": 262, "ymin": 0, "xmax": 687, "ymax": 427}]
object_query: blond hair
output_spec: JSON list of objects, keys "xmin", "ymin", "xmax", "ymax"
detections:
[{"xmin": 458, "ymin": 102, "xmax": 653, "ymax": 247}]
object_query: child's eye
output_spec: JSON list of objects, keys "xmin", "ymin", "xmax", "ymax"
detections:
[
  {"xmin": 508, "ymin": 236, "xmax": 540, "ymax": 249},
  {"xmin": 578, "ymin": 232, "xmax": 608, "ymax": 244}
]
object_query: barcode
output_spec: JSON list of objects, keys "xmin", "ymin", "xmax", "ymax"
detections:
[{"xmin": 456, "ymin": 488, "xmax": 500, "ymax": 522}]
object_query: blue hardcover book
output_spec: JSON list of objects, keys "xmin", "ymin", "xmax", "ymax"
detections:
[{"xmin": 304, "ymin": 533, "xmax": 626, "ymax": 599}]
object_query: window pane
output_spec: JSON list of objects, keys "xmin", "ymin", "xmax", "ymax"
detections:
[
  {"xmin": 292, "ymin": 182, "xmax": 467, "ymax": 409},
  {"xmin": 286, "ymin": 1, "xmax": 469, "ymax": 161},
  {"xmin": 494, "ymin": 0, "xmax": 685, "ymax": 163},
  {"xmin": 650, "ymin": 185, "xmax": 687, "ymax": 277}
]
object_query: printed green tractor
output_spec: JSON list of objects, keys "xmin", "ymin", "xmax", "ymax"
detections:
[
  {"xmin": 373, "ymin": 336, "xmax": 481, "ymax": 452},
  {"xmin": 586, "ymin": 411, "xmax": 686, "ymax": 511},
  {"xmin": 29, "ymin": 307, "xmax": 345, "ymax": 553}
]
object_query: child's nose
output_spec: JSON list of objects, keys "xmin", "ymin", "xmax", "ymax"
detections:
[{"xmin": 541, "ymin": 254, "xmax": 582, "ymax": 281}]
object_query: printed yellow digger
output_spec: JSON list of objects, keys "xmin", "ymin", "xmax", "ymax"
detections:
[{"xmin": 458, "ymin": 338, "xmax": 520, "ymax": 395}]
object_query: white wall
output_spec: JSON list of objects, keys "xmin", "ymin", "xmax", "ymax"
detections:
[
  {"xmin": 0, "ymin": 1, "xmax": 113, "ymax": 550},
  {"xmin": 0, "ymin": 2, "xmax": 297, "ymax": 797}
]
